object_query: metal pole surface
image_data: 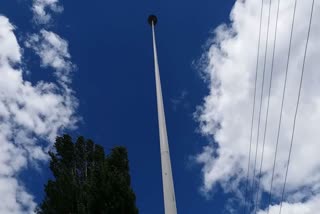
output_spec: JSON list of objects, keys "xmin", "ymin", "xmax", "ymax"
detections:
[{"xmin": 150, "ymin": 16, "xmax": 178, "ymax": 214}]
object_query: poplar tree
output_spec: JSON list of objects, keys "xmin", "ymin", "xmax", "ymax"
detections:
[{"xmin": 36, "ymin": 134, "xmax": 138, "ymax": 214}]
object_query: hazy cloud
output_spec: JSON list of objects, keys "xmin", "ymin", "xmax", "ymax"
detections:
[{"xmin": 171, "ymin": 90, "xmax": 188, "ymax": 111}]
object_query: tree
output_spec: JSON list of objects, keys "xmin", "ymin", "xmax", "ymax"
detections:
[{"xmin": 36, "ymin": 134, "xmax": 138, "ymax": 214}]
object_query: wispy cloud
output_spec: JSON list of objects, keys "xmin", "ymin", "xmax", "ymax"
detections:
[
  {"xmin": 171, "ymin": 90, "xmax": 188, "ymax": 111},
  {"xmin": 0, "ymin": 0, "xmax": 77, "ymax": 213},
  {"xmin": 32, "ymin": 0, "xmax": 63, "ymax": 24},
  {"xmin": 196, "ymin": 0, "xmax": 320, "ymax": 212},
  {"xmin": 25, "ymin": 30, "xmax": 74, "ymax": 84}
]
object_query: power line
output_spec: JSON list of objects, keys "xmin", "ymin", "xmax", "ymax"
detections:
[
  {"xmin": 254, "ymin": 0, "xmax": 281, "ymax": 212},
  {"xmin": 266, "ymin": 0, "xmax": 298, "ymax": 213},
  {"xmin": 251, "ymin": 0, "xmax": 273, "ymax": 210},
  {"xmin": 278, "ymin": 0, "xmax": 315, "ymax": 213},
  {"xmin": 243, "ymin": 0, "xmax": 264, "ymax": 213}
]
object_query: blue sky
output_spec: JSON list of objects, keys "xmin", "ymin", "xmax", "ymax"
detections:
[
  {"xmin": 1, "ymin": 0, "xmax": 320, "ymax": 213},
  {"xmin": 0, "ymin": 0, "xmax": 235, "ymax": 213}
]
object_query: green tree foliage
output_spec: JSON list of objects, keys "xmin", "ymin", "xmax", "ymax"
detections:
[{"xmin": 37, "ymin": 134, "xmax": 138, "ymax": 214}]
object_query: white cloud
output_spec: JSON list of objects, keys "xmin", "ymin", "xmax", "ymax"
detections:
[
  {"xmin": 196, "ymin": 0, "xmax": 320, "ymax": 212},
  {"xmin": 25, "ymin": 30, "xmax": 74, "ymax": 84},
  {"xmin": 0, "ymin": 177, "xmax": 37, "ymax": 214},
  {"xmin": 0, "ymin": 14, "xmax": 77, "ymax": 213},
  {"xmin": 258, "ymin": 195, "xmax": 320, "ymax": 214},
  {"xmin": 32, "ymin": 0, "xmax": 63, "ymax": 24}
]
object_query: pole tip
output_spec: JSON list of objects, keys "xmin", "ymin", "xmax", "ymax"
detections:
[{"xmin": 148, "ymin": 15, "xmax": 158, "ymax": 26}]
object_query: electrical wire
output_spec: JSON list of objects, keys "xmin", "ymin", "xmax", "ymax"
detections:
[
  {"xmin": 278, "ymin": 0, "xmax": 315, "ymax": 213},
  {"xmin": 266, "ymin": 0, "xmax": 298, "ymax": 213},
  {"xmin": 251, "ymin": 1, "xmax": 273, "ymax": 210},
  {"xmin": 243, "ymin": 0, "xmax": 264, "ymax": 213},
  {"xmin": 253, "ymin": 0, "xmax": 281, "ymax": 212}
]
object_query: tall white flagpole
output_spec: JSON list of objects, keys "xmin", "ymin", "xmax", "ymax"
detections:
[{"xmin": 148, "ymin": 15, "xmax": 178, "ymax": 214}]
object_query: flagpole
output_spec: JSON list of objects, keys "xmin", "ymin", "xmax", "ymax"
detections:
[{"xmin": 148, "ymin": 15, "xmax": 178, "ymax": 214}]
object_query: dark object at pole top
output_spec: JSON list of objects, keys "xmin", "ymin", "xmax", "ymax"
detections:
[{"xmin": 148, "ymin": 15, "xmax": 158, "ymax": 26}]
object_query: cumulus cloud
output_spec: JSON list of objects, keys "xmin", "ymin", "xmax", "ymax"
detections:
[
  {"xmin": 0, "ymin": 10, "xmax": 76, "ymax": 214},
  {"xmin": 196, "ymin": 0, "xmax": 319, "ymax": 212},
  {"xmin": 32, "ymin": 0, "xmax": 63, "ymax": 24}
]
